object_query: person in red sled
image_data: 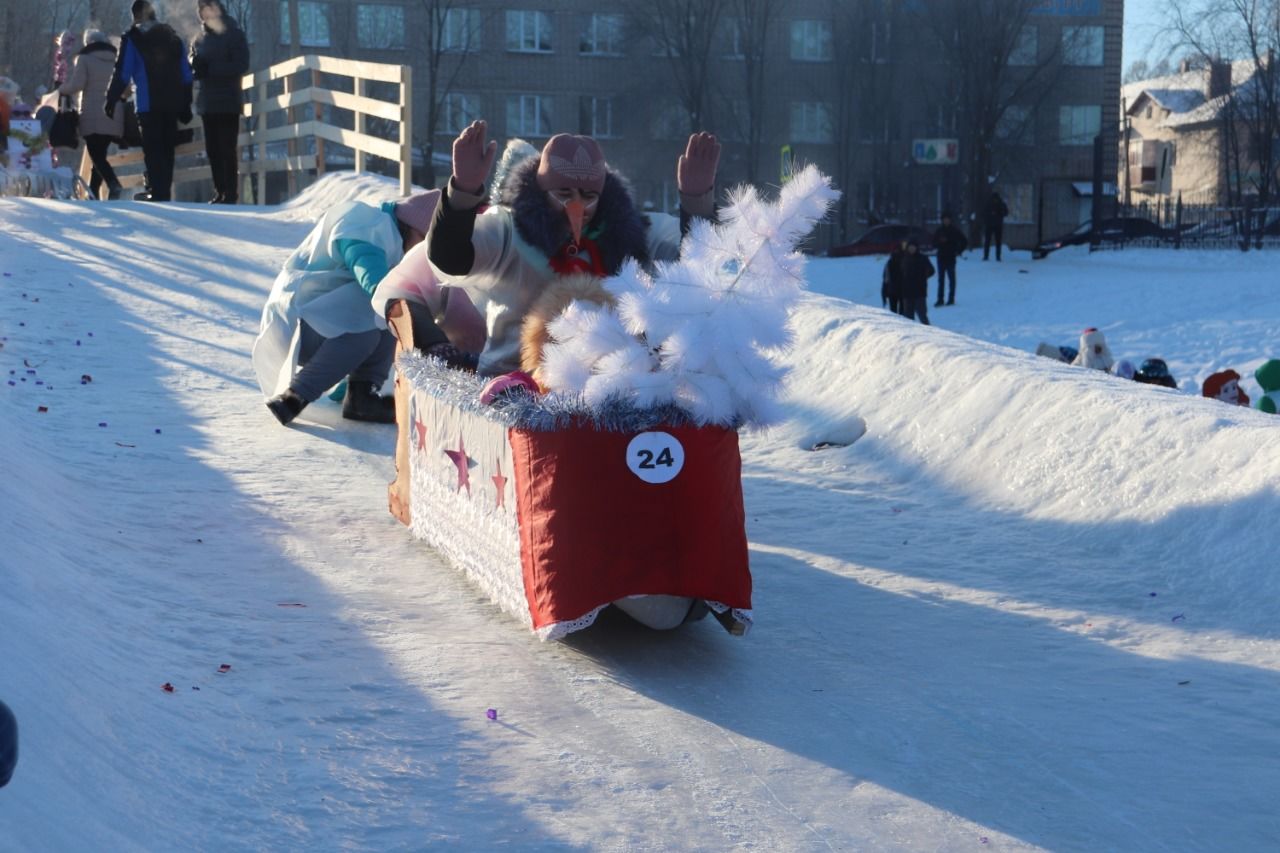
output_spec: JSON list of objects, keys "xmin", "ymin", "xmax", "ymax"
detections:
[{"xmin": 425, "ymin": 120, "xmax": 720, "ymax": 379}]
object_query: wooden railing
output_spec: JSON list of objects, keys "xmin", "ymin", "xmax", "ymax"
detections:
[{"xmin": 84, "ymin": 54, "xmax": 413, "ymax": 202}]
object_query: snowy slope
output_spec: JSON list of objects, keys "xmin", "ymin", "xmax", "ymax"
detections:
[{"xmin": 2, "ymin": 177, "xmax": 1278, "ymax": 852}]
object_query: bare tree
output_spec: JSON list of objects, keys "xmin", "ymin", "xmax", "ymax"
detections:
[
  {"xmin": 631, "ymin": 0, "xmax": 728, "ymax": 133},
  {"xmin": 721, "ymin": 0, "xmax": 788, "ymax": 185},
  {"xmin": 413, "ymin": 1, "xmax": 488, "ymax": 187},
  {"xmin": 913, "ymin": 0, "xmax": 1071, "ymax": 241},
  {"xmin": 1164, "ymin": 0, "xmax": 1280, "ymax": 217}
]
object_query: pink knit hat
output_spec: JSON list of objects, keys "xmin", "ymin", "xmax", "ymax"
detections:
[
  {"xmin": 535, "ymin": 134, "xmax": 607, "ymax": 194},
  {"xmin": 394, "ymin": 190, "xmax": 440, "ymax": 234}
]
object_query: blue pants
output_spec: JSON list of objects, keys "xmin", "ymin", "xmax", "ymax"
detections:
[{"xmin": 291, "ymin": 322, "xmax": 395, "ymax": 402}]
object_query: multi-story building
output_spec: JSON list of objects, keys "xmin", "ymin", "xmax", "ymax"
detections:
[{"xmin": 241, "ymin": 0, "xmax": 1123, "ymax": 250}]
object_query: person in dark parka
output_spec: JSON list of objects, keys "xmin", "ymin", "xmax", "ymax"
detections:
[
  {"xmin": 190, "ymin": 0, "xmax": 249, "ymax": 204},
  {"xmin": 896, "ymin": 238, "xmax": 934, "ymax": 325},
  {"xmin": 0, "ymin": 700, "xmax": 16, "ymax": 788},
  {"xmin": 881, "ymin": 238, "xmax": 907, "ymax": 315},
  {"xmin": 982, "ymin": 190, "xmax": 1009, "ymax": 261},
  {"xmin": 932, "ymin": 211, "xmax": 968, "ymax": 305},
  {"xmin": 105, "ymin": 0, "xmax": 194, "ymax": 201}
]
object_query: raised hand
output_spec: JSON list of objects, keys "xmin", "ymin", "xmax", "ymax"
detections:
[
  {"xmin": 677, "ymin": 132, "xmax": 720, "ymax": 196},
  {"xmin": 451, "ymin": 120, "xmax": 498, "ymax": 195}
]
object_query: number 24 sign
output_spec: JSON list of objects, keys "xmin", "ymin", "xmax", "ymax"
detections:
[{"xmin": 626, "ymin": 431, "xmax": 686, "ymax": 484}]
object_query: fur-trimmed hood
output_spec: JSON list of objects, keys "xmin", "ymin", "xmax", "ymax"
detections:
[{"xmin": 498, "ymin": 156, "xmax": 651, "ymax": 275}]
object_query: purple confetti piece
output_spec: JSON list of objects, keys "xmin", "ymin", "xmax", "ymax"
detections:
[
  {"xmin": 154, "ymin": 428, "xmax": 162, "ymax": 434},
  {"xmin": 1172, "ymin": 613, "xmax": 1185, "ymax": 622},
  {"xmin": 486, "ymin": 708, "xmax": 497, "ymax": 721},
  {"xmin": 2, "ymin": 272, "xmax": 10, "ymax": 276},
  {"xmin": 75, "ymin": 340, "xmax": 81, "ymax": 346},
  {"xmin": 98, "ymin": 422, "xmax": 108, "ymax": 427},
  {"xmin": 35, "ymin": 381, "xmax": 43, "ymax": 386},
  {"xmin": 87, "ymin": 332, "xmax": 94, "ymax": 337},
  {"xmin": 6, "ymin": 381, "xmax": 14, "ymax": 387},
  {"xmin": 1149, "ymin": 592, "xmax": 1157, "ymax": 597},
  {"xmin": 18, "ymin": 322, "xmax": 25, "ymax": 327}
]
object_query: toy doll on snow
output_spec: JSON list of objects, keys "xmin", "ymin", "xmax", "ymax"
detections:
[
  {"xmin": 1071, "ymin": 327, "xmax": 1114, "ymax": 372},
  {"xmin": 1202, "ymin": 370, "xmax": 1250, "ymax": 406},
  {"xmin": 1255, "ymin": 360, "xmax": 1280, "ymax": 414}
]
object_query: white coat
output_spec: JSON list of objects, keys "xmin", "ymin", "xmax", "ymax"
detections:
[{"xmin": 252, "ymin": 201, "xmax": 404, "ymax": 397}]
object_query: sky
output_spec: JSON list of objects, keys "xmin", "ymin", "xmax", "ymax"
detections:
[
  {"xmin": 2, "ymin": 174, "xmax": 1279, "ymax": 850},
  {"xmin": 1124, "ymin": 0, "xmax": 1180, "ymax": 68}
]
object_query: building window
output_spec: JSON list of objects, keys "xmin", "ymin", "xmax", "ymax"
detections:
[
  {"xmin": 651, "ymin": 101, "xmax": 686, "ymax": 140},
  {"xmin": 1009, "ymin": 25, "xmax": 1037, "ymax": 65},
  {"xmin": 579, "ymin": 96, "xmax": 616, "ymax": 137},
  {"xmin": 506, "ymin": 10, "xmax": 553, "ymax": 53},
  {"xmin": 1063, "ymin": 26, "xmax": 1104, "ymax": 66},
  {"xmin": 441, "ymin": 8, "xmax": 482, "ymax": 52},
  {"xmin": 507, "ymin": 94, "xmax": 552, "ymax": 136},
  {"xmin": 356, "ymin": 4, "xmax": 404, "ymax": 50},
  {"xmin": 279, "ymin": 1, "xmax": 330, "ymax": 47},
  {"xmin": 580, "ymin": 13, "xmax": 623, "ymax": 55},
  {"xmin": 870, "ymin": 21, "xmax": 891, "ymax": 63},
  {"xmin": 1059, "ymin": 105, "xmax": 1101, "ymax": 145},
  {"xmin": 440, "ymin": 92, "xmax": 482, "ymax": 134},
  {"xmin": 996, "ymin": 105, "xmax": 1033, "ymax": 144},
  {"xmin": 790, "ymin": 20, "xmax": 832, "ymax": 62},
  {"xmin": 790, "ymin": 101, "xmax": 833, "ymax": 143}
]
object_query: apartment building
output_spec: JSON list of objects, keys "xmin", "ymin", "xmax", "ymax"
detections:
[{"xmin": 241, "ymin": 0, "xmax": 1123, "ymax": 249}]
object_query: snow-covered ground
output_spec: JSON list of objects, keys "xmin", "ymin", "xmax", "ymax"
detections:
[{"xmin": 2, "ymin": 175, "xmax": 1278, "ymax": 852}]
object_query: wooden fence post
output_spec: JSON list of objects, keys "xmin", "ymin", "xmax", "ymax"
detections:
[
  {"xmin": 400, "ymin": 64, "xmax": 413, "ymax": 196},
  {"xmin": 354, "ymin": 76, "xmax": 366, "ymax": 175}
]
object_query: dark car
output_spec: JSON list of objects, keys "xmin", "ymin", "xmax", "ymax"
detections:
[
  {"xmin": 829, "ymin": 224, "xmax": 936, "ymax": 257},
  {"xmin": 1032, "ymin": 216, "xmax": 1172, "ymax": 258}
]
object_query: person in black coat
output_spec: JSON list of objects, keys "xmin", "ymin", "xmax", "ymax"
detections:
[
  {"xmin": 932, "ymin": 212, "xmax": 967, "ymax": 306},
  {"xmin": 105, "ymin": 1, "xmax": 194, "ymax": 201},
  {"xmin": 881, "ymin": 239, "xmax": 907, "ymax": 315},
  {"xmin": 896, "ymin": 238, "xmax": 934, "ymax": 325},
  {"xmin": 982, "ymin": 191, "xmax": 1009, "ymax": 261},
  {"xmin": 190, "ymin": 0, "xmax": 249, "ymax": 204}
]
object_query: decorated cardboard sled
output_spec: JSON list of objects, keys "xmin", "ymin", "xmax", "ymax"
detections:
[{"xmin": 386, "ymin": 301, "xmax": 753, "ymax": 641}]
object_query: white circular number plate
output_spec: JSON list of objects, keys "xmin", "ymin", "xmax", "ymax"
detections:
[{"xmin": 626, "ymin": 431, "xmax": 686, "ymax": 484}]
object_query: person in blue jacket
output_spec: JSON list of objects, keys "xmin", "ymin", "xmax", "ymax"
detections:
[
  {"xmin": 252, "ymin": 193, "xmax": 439, "ymax": 425},
  {"xmin": 104, "ymin": 0, "xmax": 193, "ymax": 201}
]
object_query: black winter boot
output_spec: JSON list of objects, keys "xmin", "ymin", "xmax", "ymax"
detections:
[
  {"xmin": 266, "ymin": 389, "xmax": 307, "ymax": 425},
  {"xmin": 342, "ymin": 379, "xmax": 396, "ymax": 424}
]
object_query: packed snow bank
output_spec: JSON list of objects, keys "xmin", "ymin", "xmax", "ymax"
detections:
[{"xmin": 777, "ymin": 294, "xmax": 1280, "ymax": 622}]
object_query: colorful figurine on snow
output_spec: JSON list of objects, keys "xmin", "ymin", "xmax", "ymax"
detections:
[
  {"xmin": 1071, "ymin": 327, "xmax": 1114, "ymax": 372},
  {"xmin": 1255, "ymin": 359, "xmax": 1280, "ymax": 414},
  {"xmin": 1202, "ymin": 370, "xmax": 1250, "ymax": 406}
]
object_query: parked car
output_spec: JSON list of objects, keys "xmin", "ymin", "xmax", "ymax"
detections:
[
  {"xmin": 1032, "ymin": 217, "xmax": 1173, "ymax": 258},
  {"xmin": 829, "ymin": 224, "xmax": 936, "ymax": 257}
]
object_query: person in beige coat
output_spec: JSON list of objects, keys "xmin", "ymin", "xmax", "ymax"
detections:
[{"xmin": 59, "ymin": 30, "xmax": 126, "ymax": 199}]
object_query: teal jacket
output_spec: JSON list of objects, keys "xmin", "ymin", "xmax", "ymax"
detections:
[{"xmin": 335, "ymin": 204, "xmax": 400, "ymax": 296}]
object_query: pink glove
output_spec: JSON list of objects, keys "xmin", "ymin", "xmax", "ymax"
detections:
[
  {"xmin": 452, "ymin": 120, "xmax": 498, "ymax": 195},
  {"xmin": 677, "ymin": 132, "xmax": 721, "ymax": 196},
  {"xmin": 479, "ymin": 371, "xmax": 540, "ymax": 405}
]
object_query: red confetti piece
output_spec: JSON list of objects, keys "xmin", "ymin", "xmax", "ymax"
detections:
[
  {"xmin": 161, "ymin": 682, "xmax": 175, "ymax": 693},
  {"xmin": 218, "ymin": 664, "xmax": 231, "ymax": 673}
]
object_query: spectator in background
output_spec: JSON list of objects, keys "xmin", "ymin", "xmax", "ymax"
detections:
[
  {"xmin": 982, "ymin": 190, "xmax": 1009, "ymax": 261},
  {"xmin": 105, "ymin": 0, "xmax": 193, "ymax": 201},
  {"xmin": 896, "ymin": 238, "xmax": 934, "ymax": 325},
  {"xmin": 881, "ymin": 238, "xmax": 907, "ymax": 315},
  {"xmin": 190, "ymin": 0, "xmax": 249, "ymax": 204},
  {"xmin": 933, "ymin": 211, "xmax": 967, "ymax": 306},
  {"xmin": 58, "ymin": 30, "xmax": 125, "ymax": 200}
]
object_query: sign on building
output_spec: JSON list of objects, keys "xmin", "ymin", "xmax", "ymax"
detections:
[{"xmin": 912, "ymin": 139, "xmax": 958, "ymax": 165}]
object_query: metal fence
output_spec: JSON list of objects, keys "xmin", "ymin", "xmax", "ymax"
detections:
[{"xmin": 1109, "ymin": 197, "xmax": 1280, "ymax": 251}]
